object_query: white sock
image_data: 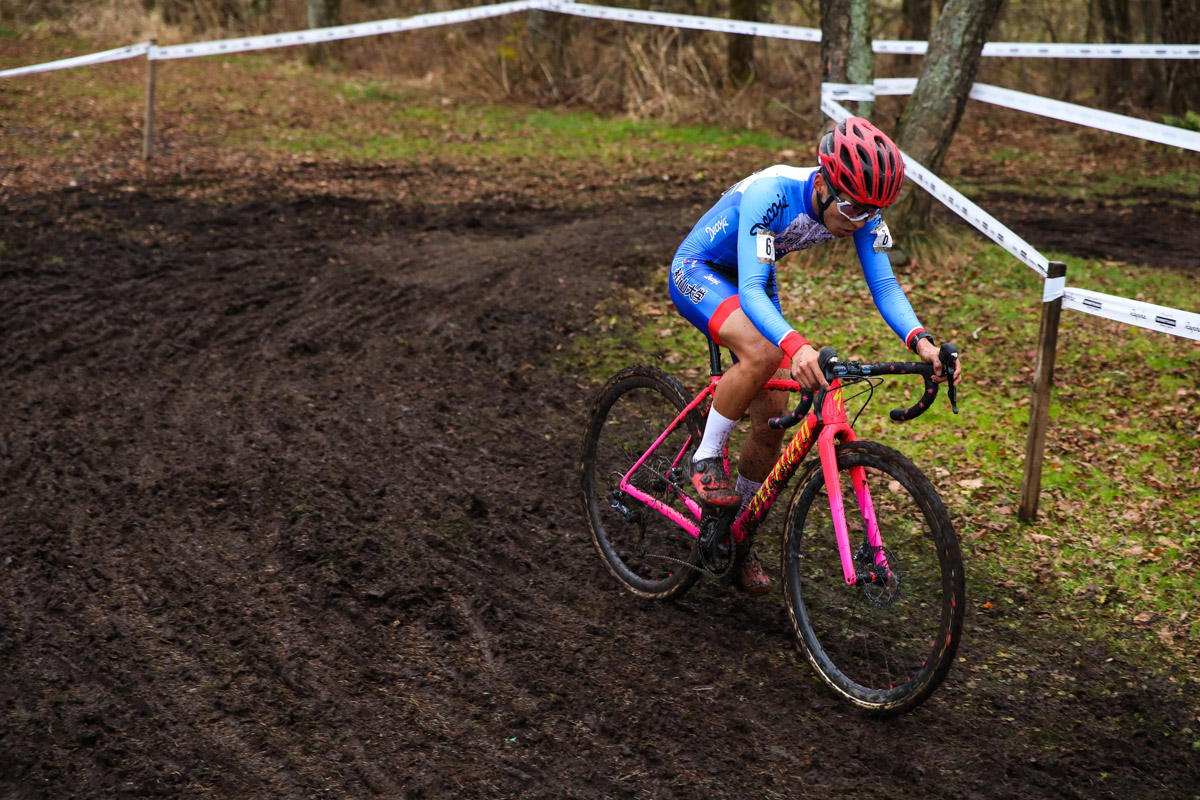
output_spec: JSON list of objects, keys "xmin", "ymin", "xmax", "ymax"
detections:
[
  {"xmin": 735, "ymin": 473, "xmax": 763, "ymax": 519},
  {"xmin": 693, "ymin": 407, "xmax": 739, "ymax": 462}
]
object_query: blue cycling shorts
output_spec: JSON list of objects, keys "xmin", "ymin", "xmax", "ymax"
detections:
[{"xmin": 669, "ymin": 257, "xmax": 783, "ymax": 354}]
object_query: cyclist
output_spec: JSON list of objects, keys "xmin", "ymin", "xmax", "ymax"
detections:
[{"xmin": 669, "ymin": 117, "xmax": 961, "ymax": 594}]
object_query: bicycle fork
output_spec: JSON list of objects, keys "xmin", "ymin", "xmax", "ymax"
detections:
[{"xmin": 815, "ymin": 388, "xmax": 890, "ymax": 587}]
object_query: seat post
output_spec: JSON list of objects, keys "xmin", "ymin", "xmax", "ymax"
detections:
[{"xmin": 707, "ymin": 339, "xmax": 723, "ymax": 377}]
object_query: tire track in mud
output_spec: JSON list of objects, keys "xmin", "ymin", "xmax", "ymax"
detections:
[{"xmin": 1, "ymin": 174, "xmax": 1197, "ymax": 799}]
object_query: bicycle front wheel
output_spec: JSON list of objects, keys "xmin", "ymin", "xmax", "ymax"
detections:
[
  {"xmin": 782, "ymin": 441, "xmax": 964, "ymax": 716},
  {"xmin": 580, "ymin": 365, "xmax": 704, "ymax": 600}
]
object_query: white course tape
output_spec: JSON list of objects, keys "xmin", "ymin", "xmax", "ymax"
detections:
[
  {"xmin": 822, "ymin": 94, "xmax": 1051, "ymax": 278},
  {"xmin": 0, "ymin": 42, "xmax": 150, "ymax": 79},
  {"xmin": 151, "ymin": 0, "xmax": 549, "ymax": 60},
  {"xmin": 839, "ymin": 78, "xmax": 1200, "ymax": 152},
  {"xmin": 820, "ymin": 82, "xmax": 876, "ymax": 102},
  {"xmin": 969, "ymin": 83, "xmax": 1200, "ymax": 152},
  {"xmin": 1063, "ymin": 288, "xmax": 1200, "ymax": 341},
  {"xmin": 873, "ymin": 77, "xmax": 918, "ymax": 95},
  {"xmin": 542, "ymin": 0, "xmax": 820, "ymax": 42},
  {"xmin": 824, "ymin": 92, "xmax": 1198, "ymax": 341},
  {"xmin": 875, "ymin": 40, "xmax": 1200, "ymax": 59}
]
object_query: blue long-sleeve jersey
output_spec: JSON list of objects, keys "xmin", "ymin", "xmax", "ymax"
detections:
[{"xmin": 674, "ymin": 165, "xmax": 925, "ymax": 356}]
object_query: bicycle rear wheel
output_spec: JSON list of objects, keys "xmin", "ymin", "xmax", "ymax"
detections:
[
  {"xmin": 782, "ymin": 441, "xmax": 964, "ymax": 716},
  {"xmin": 581, "ymin": 365, "xmax": 705, "ymax": 599}
]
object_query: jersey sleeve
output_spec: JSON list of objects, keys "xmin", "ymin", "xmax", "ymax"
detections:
[
  {"xmin": 853, "ymin": 217, "xmax": 927, "ymax": 349},
  {"xmin": 736, "ymin": 180, "xmax": 809, "ymax": 360}
]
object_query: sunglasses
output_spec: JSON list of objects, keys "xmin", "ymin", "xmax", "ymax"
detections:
[{"xmin": 820, "ymin": 168, "xmax": 878, "ymax": 222}]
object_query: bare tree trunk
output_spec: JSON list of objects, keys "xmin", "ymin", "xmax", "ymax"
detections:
[
  {"xmin": 1096, "ymin": 0, "xmax": 1133, "ymax": 107},
  {"xmin": 528, "ymin": 9, "xmax": 569, "ymax": 99},
  {"xmin": 307, "ymin": 0, "xmax": 342, "ymax": 67},
  {"xmin": 728, "ymin": 0, "xmax": 758, "ymax": 85},
  {"xmin": 1136, "ymin": 0, "xmax": 1162, "ymax": 107},
  {"xmin": 901, "ymin": 0, "xmax": 933, "ymax": 40},
  {"xmin": 820, "ymin": 0, "xmax": 875, "ymax": 120},
  {"xmin": 1161, "ymin": 0, "xmax": 1200, "ymax": 114},
  {"xmin": 898, "ymin": 0, "xmax": 933, "ymax": 71},
  {"xmin": 892, "ymin": 0, "xmax": 1006, "ymax": 231}
]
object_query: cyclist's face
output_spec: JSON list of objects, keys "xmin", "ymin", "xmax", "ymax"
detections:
[{"xmin": 817, "ymin": 174, "xmax": 872, "ymax": 238}]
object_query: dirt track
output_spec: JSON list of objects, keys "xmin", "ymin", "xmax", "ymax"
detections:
[{"xmin": 2, "ymin": 163, "xmax": 1198, "ymax": 799}]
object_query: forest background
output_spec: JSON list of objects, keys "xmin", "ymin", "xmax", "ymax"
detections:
[{"xmin": 4, "ymin": 0, "xmax": 1198, "ymax": 130}]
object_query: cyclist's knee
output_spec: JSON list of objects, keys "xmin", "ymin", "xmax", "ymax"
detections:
[{"xmin": 736, "ymin": 339, "xmax": 785, "ymax": 382}]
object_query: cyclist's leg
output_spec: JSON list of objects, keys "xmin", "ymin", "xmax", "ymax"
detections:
[
  {"xmin": 669, "ymin": 260, "xmax": 785, "ymax": 454},
  {"xmin": 669, "ymin": 259, "xmax": 760, "ymax": 505},
  {"xmin": 709, "ymin": 309, "xmax": 786, "ymax": 434},
  {"xmin": 738, "ymin": 366, "xmax": 789, "ymax": 483},
  {"xmin": 728, "ymin": 365, "xmax": 789, "ymax": 592}
]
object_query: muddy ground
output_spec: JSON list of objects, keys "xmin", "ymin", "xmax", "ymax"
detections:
[{"xmin": 2, "ymin": 159, "xmax": 1199, "ymax": 800}]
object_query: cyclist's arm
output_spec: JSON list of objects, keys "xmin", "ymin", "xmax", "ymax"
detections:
[
  {"xmin": 853, "ymin": 217, "xmax": 928, "ymax": 351},
  {"xmin": 736, "ymin": 181, "xmax": 810, "ymax": 361}
]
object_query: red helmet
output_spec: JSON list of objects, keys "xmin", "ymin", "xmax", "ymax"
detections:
[{"xmin": 818, "ymin": 117, "xmax": 905, "ymax": 208}]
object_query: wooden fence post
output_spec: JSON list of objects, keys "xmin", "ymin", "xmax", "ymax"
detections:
[
  {"xmin": 143, "ymin": 39, "xmax": 157, "ymax": 160},
  {"xmin": 1019, "ymin": 260, "xmax": 1067, "ymax": 523}
]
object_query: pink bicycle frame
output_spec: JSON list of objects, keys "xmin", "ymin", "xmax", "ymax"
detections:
[{"xmin": 616, "ymin": 375, "xmax": 886, "ymax": 587}]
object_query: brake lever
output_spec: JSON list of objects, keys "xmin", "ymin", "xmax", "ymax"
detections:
[
  {"xmin": 813, "ymin": 347, "xmax": 839, "ymax": 424},
  {"xmin": 939, "ymin": 342, "xmax": 959, "ymax": 414}
]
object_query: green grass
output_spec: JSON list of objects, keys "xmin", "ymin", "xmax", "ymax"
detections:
[{"xmin": 237, "ymin": 78, "xmax": 799, "ymax": 163}]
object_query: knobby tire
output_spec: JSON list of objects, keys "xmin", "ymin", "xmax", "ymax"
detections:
[{"xmin": 782, "ymin": 441, "xmax": 964, "ymax": 716}]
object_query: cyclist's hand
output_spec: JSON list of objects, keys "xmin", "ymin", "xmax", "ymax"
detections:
[
  {"xmin": 790, "ymin": 344, "xmax": 829, "ymax": 392},
  {"xmin": 916, "ymin": 338, "xmax": 962, "ymax": 386}
]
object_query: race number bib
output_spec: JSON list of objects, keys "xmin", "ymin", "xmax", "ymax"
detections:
[
  {"xmin": 872, "ymin": 220, "xmax": 894, "ymax": 253},
  {"xmin": 756, "ymin": 230, "xmax": 775, "ymax": 263}
]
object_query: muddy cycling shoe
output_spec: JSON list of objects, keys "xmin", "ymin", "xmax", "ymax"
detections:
[
  {"xmin": 689, "ymin": 456, "xmax": 742, "ymax": 508},
  {"xmin": 736, "ymin": 550, "xmax": 773, "ymax": 595}
]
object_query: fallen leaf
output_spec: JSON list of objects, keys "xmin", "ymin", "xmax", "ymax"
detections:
[
  {"xmin": 1028, "ymin": 533, "xmax": 1053, "ymax": 543},
  {"xmin": 1158, "ymin": 628, "xmax": 1174, "ymax": 645},
  {"xmin": 958, "ymin": 478, "xmax": 983, "ymax": 490},
  {"xmin": 981, "ymin": 601, "xmax": 993, "ymax": 610},
  {"xmin": 1133, "ymin": 612, "xmax": 1153, "ymax": 624}
]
